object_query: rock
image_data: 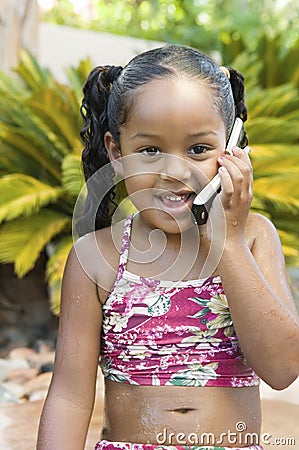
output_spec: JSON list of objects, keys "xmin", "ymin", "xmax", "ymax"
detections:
[
  {"xmin": 8, "ymin": 367, "xmax": 39, "ymax": 384},
  {"xmin": 29, "ymin": 350, "xmax": 55, "ymax": 369},
  {"xmin": 33, "ymin": 339, "xmax": 56, "ymax": 354},
  {"xmin": 8, "ymin": 345, "xmax": 55, "ymax": 369},
  {"xmin": 0, "ymin": 381, "xmax": 24, "ymax": 401},
  {"xmin": 22, "ymin": 372, "xmax": 52, "ymax": 399},
  {"xmin": 0, "ymin": 357, "xmax": 30, "ymax": 382},
  {"xmin": 0, "ymin": 359, "xmax": 10, "ymax": 382},
  {"xmin": 28, "ymin": 389, "xmax": 49, "ymax": 402},
  {"xmin": 40, "ymin": 362, "xmax": 54, "ymax": 373},
  {"xmin": 8, "ymin": 347, "xmax": 38, "ymax": 361},
  {"xmin": 0, "ymin": 385, "xmax": 19, "ymax": 404}
]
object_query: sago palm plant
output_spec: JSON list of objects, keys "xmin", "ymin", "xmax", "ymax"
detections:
[
  {"xmin": 231, "ymin": 51, "xmax": 299, "ymax": 262},
  {"xmin": 0, "ymin": 50, "xmax": 298, "ymax": 314},
  {"xmin": 0, "ymin": 51, "xmax": 89, "ymax": 314}
]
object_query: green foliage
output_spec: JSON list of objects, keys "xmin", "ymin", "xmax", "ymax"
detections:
[
  {"xmin": 0, "ymin": 174, "xmax": 63, "ymax": 222},
  {"xmin": 42, "ymin": 1, "xmax": 299, "ymax": 68},
  {"xmin": 0, "ymin": 210, "xmax": 71, "ymax": 277},
  {"xmin": 0, "ymin": 50, "xmax": 92, "ymax": 313},
  {"xmin": 242, "ymin": 72, "xmax": 299, "ymax": 260},
  {"xmin": 1, "ymin": 24, "xmax": 299, "ymax": 314}
]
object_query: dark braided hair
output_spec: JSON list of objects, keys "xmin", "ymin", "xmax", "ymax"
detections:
[
  {"xmin": 77, "ymin": 45, "xmax": 248, "ymax": 235},
  {"xmin": 226, "ymin": 67, "xmax": 248, "ymax": 147}
]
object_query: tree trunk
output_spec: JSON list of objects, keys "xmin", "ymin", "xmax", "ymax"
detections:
[{"xmin": 0, "ymin": 0, "xmax": 39, "ymax": 72}]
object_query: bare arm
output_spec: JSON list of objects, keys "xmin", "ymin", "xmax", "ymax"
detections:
[
  {"xmin": 213, "ymin": 148, "xmax": 299, "ymax": 390},
  {"xmin": 218, "ymin": 213, "xmax": 299, "ymax": 390},
  {"xmin": 37, "ymin": 245, "xmax": 102, "ymax": 450}
]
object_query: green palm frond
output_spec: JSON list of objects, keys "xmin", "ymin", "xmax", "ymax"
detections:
[
  {"xmin": 247, "ymin": 84, "xmax": 299, "ymax": 118},
  {"xmin": 46, "ymin": 236, "xmax": 74, "ymax": 315},
  {"xmin": 62, "ymin": 154, "xmax": 84, "ymax": 197},
  {"xmin": 10, "ymin": 103, "xmax": 68, "ymax": 162},
  {"xmin": 251, "ymin": 145, "xmax": 299, "ymax": 175},
  {"xmin": 28, "ymin": 87, "xmax": 82, "ymax": 154},
  {"xmin": 253, "ymin": 178, "xmax": 299, "ymax": 213},
  {"xmin": 0, "ymin": 72, "xmax": 28, "ymax": 103},
  {"xmin": 0, "ymin": 210, "xmax": 71, "ymax": 277},
  {"xmin": 235, "ymin": 61, "xmax": 299, "ymax": 264},
  {"xmin": 0, "ymin": 174, "xmax": 63, "ymax": 223},
  {"xmin": 15, "ymin": 49, "xmax": 54, "ymax": 91},
  {"xmin": 65, "ymin": 58, "xmax": 92, "ymax": 107},
  {"xmin": 247, "ymin": 117, "xmax": 299, "ymax": 144},
  {"xmin": 0, "ymin": 125, "xmax": 61, "ymax": 180},
  {"xmin": 277, "ymin": 229, "xmax": 299, "ymax": 260}
]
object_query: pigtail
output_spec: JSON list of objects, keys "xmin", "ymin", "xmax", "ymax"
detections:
[
  {"xmin": 77, "ymin": 65, "xmax": 123, "ymax": 236},
  {"xmin": 227, "ymin": 67, "xmax": 249, "ymax": 148}
]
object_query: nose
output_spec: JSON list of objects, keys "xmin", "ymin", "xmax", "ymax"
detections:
[{"xmin": 159, "ymin": 154, "xmax": 191, "ymax": 182}]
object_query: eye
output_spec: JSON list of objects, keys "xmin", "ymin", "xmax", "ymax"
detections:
[
  {"xmin": 188, "ymin": 145, "xmax": 210, "ymax": 156},
  {"xmin": 140, "ymin": 147, "xmax": 162, "ymax": 157}
]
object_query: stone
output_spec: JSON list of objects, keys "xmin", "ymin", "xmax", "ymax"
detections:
[
  {"xmin": 0, "ymin": 357, "xmax": 30, "ymax": 382},
  {"xmin": 0, "ymin": 381, "xmax": 24, "ymax": 401},
  {"xmin": 8, "ymin": 367, "xmax": 39, "ymax": 384},
  {"xmin": 0, "ymin": 385, "xmax": 19, "ymax": 404},
  {"xmin": 22, "ymin": 372, "xmax": 52, "ymax": 399},
  {"xmin": 8, "ymin": 347, "xmax": 38, "ymax": 361}
]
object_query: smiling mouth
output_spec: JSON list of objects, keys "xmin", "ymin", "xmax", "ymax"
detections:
[
  {"xmin": 157, "ymin": 192, "xmax": 195, "ymax": 208},
  {"xmin": 160, "ymin": 193, "xmax": 190, "ymax": 202}
]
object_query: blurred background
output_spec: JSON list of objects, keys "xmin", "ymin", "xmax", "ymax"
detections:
[
  {"xmin": 0, "ymin": 2, "xmax": 298, "ymax": 448},
  {"xmin": 1, "ymin": 0, "xmax": 298, "ymax": 345}
]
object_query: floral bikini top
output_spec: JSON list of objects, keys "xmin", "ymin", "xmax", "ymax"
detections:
[{"xmin": 99, "ymin": 214, "xmax": 260, "ymax": 388}]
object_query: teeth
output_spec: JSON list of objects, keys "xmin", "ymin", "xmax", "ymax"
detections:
[{"xmin": 162, "ymin": 194, "xmax": 188, "ymax": 202}]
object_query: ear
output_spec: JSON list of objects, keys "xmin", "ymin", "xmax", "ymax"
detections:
[{"xmin": 104, "ymin": 131, "xmax": 124, "ymax": 177}]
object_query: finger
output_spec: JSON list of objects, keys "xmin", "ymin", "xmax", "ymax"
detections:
[
  {"xmin": 231, "ymin": 146, "xmax": 252, "ymax": 168},
  {"xmin": 218, "ymin": 166, "xmax": 234, "ymax": 207},
  {"xmin": 232, "ymin": 148, "xmax": 253, "ymax": 192},
  {"xmin": 218, "ymin": 151, "xmax": 253, "ymax": 192}
]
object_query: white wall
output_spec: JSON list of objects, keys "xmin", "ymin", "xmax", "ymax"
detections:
[{"xmin": 38, "ymin": 23, "xmax": 165, "ymax": 82}]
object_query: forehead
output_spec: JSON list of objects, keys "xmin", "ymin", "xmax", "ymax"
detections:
[{"xmin": 124, "ymin": 77, "xmax": 223, "ymax": 131}]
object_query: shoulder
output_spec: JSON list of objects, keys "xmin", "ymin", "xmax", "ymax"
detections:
[
  {"xmin": 71, "ymin": 219, "xmax": 127, "ymax": 300},
  {"xmin": 246, "ymin": 212, "xmax": 279, "ymax": 238},
  {"xmin": 246, "ymin": 212, "xmax": 278, "ymax": 236},
  {"xmin": 245, "ymin": 212, "xmax": 282, "ymax": 255}
]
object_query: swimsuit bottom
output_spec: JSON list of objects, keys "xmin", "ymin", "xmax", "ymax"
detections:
[{"xmin": 95, "ymin": 439, "xmax": 263, "ymax": 450}]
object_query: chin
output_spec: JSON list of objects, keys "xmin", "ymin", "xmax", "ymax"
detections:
[{"xmin": 142, "ymin": 209, "xmax": 196, "ymax": 234}]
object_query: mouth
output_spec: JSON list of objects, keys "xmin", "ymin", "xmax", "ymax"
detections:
[{"xmin": 156, "ymin": 191, "xmax": 196, "ymax": 211}]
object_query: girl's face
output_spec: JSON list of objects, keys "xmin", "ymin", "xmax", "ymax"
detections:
[{"xmin": 105, "ymin": 77, "xmax": 226, "ymax": 234}]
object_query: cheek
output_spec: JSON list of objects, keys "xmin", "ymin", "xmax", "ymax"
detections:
[
  {"xmin": 193, "ymin": 159, "xmax": 221, "ymax": 184},
  {"xmin": 125, "ymin": 175, "xmax": 154, "ymax": 210},
  {"xmin": 125, "ymin": 174, "xmax": 154, "ymax": 194}
]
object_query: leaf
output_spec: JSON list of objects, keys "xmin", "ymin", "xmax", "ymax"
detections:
[
  {"xmin": 27, "ymin": 87, "xmax": 82, "ymax": 154},
  {"xmin": 0, "ymin": 210, "xmax": 71, "ymax": 277},
  {"xmin": 46, "ymin": 236, "xmax": 74, "ymax": 315},
  {"xmin": 62, "ymin": 154, "xmax": 84, "ymax": 197},
  {"xmin": 0, "ymin": 125, "xmax": 61, "ymax": 181},
  {"xmin": 15, "ymin": 49, "xmax": 54, "ymax": 91},
  {"xmin": 247, "ymin": 84, "xmax": 299, "ymax": 118},
  {"xmin": 0, "ymin": 174, "xmax": 63, "ymax": 223},
  {"xmin": 247, "ymin": 117, "xmax": 299, "ymax": 143},
  {"xmin": 253, "ymin": 178, "xmax": 299, "ymax": 212}
]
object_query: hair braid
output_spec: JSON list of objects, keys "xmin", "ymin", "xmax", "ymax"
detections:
[
  {"xmin": 77, "ymin": 65, "xmax": 122, "ymax": 235},
  {"xmin": 227, "ymin": 67, "xmax": 248, "ymax": 147}
]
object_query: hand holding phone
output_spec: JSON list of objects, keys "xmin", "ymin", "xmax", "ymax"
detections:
[{"xmin": 192, "ymin": 117, "xmax": 245, "ymax": 225}]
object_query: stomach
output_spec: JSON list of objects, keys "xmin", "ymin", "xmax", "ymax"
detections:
[{"xmin": 101, "ymin": 379, "xmax": 262, "ymax": 447}]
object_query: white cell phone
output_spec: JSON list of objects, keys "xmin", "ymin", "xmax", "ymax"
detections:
[{"xmin": 192, "ymin": 117, "xmax": 244, "ymax": 225}]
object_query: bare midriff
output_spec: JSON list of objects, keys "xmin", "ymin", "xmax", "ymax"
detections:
[{"xmin": 101, "ymin": 379, "xmax": 261, "ymax": 447}]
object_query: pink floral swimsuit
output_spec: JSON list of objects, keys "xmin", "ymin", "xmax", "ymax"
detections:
[{"xmin": 99, "ymin": 214, "xmax": 260, "ymax": 388}]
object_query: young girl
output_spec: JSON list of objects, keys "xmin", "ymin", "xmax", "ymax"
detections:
[{"xmin": 37, "ymin": 45, "xmax": 299, "ymax": 450}]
